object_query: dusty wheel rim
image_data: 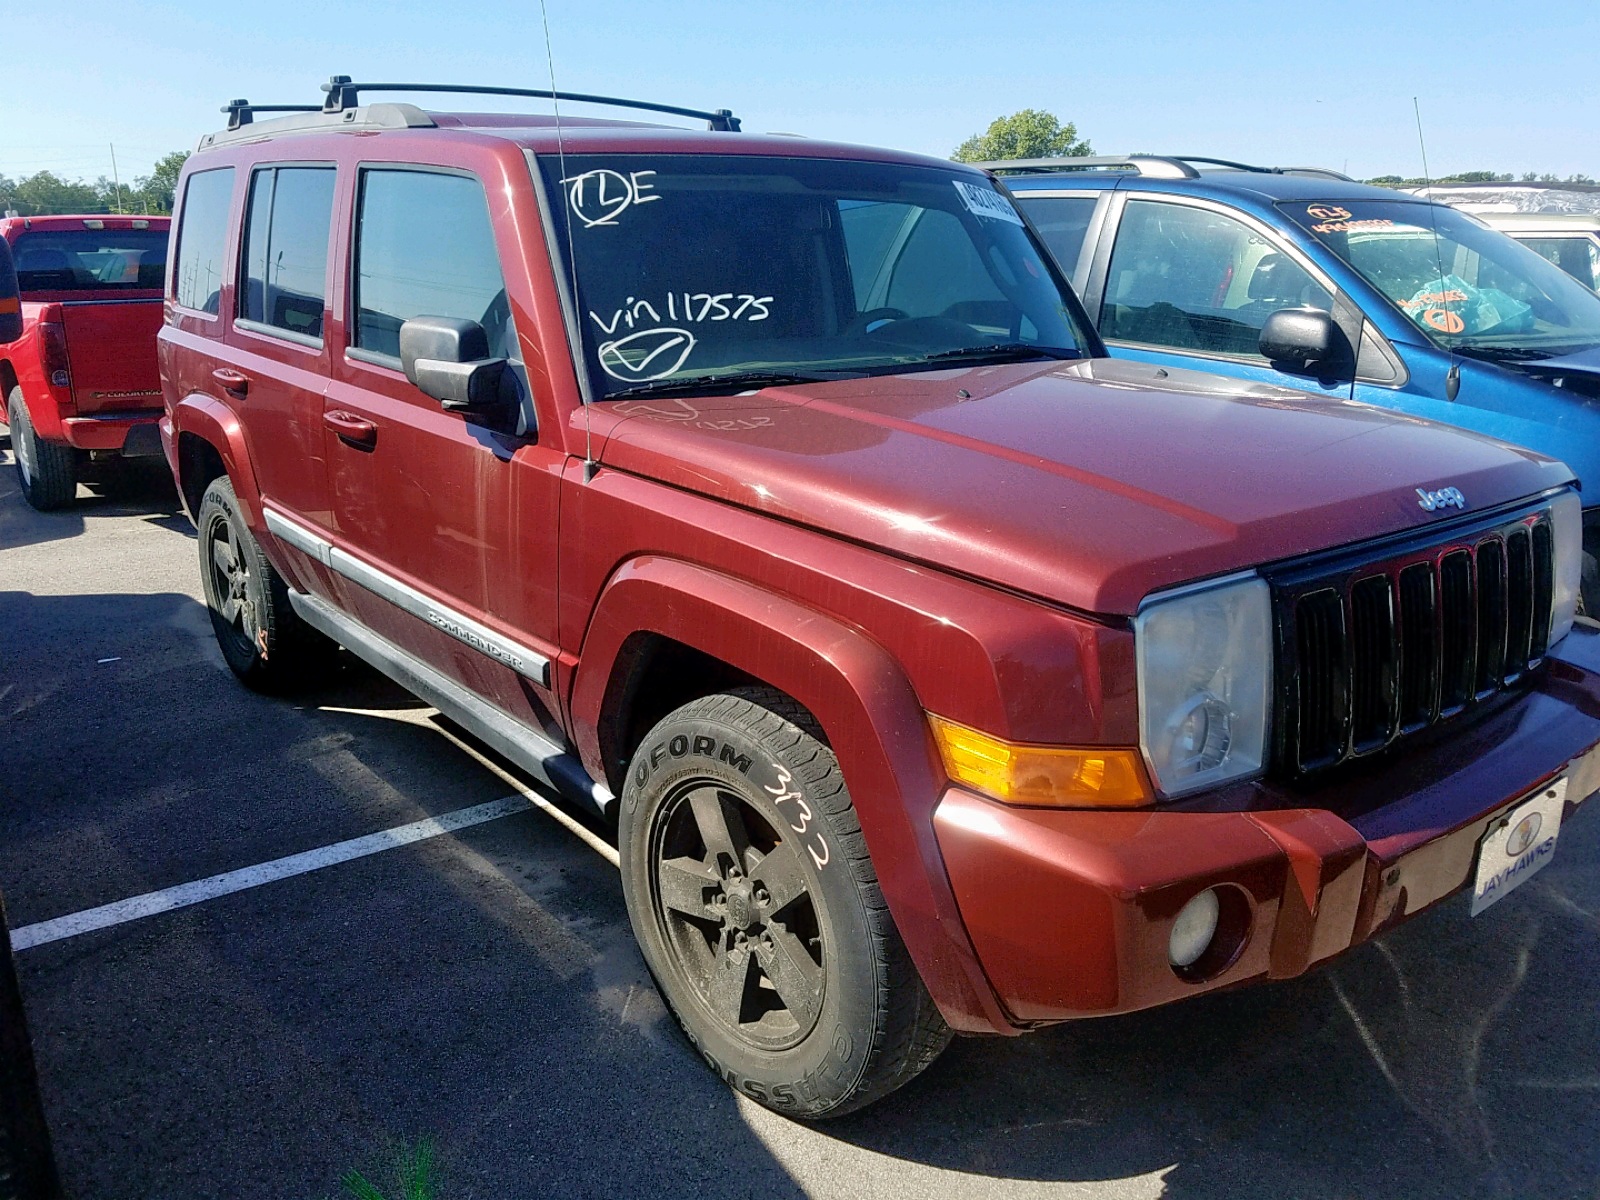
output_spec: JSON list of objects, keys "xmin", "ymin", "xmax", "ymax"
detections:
[
  {"xmin": 203, "ymin": 508, "xmax": 260, "ymax": 659},
  {"xmin": 12, "ymin": 406, "xmax": 33, "ymax": 487},
  {"xmin": 649, "ymin": 778, "xmax": 827, "ymax": 1052}
]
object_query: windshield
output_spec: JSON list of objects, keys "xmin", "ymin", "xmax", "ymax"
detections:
[
  {"xmin": 537, "ymin": 154, "xmax": 1092, "ymax": 399},
  {"xmin": 11, "ymin": 228, "xmax": 168, "ymax": 294},
  {"xmin": 1283, "ymin": 200, "xmax": 1600, "ymax": 356}
]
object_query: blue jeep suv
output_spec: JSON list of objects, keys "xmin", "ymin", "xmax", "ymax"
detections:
[{"xmin": 990, "ymin": 156, "xmax": 1600, "ymax": 603}]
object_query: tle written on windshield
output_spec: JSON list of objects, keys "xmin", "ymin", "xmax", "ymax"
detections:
[{"xmin": 539, "ymin": 155, "xmax": 1094, "ymax": 397}]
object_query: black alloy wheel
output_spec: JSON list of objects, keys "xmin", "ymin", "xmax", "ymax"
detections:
[{"xmin": 650, "ymin": 778, "xmax": 827, "ymax": 1051}]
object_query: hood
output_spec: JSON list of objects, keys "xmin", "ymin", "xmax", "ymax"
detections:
[
  {"xmin": 1515, "ymin": 345, "xmax": 1600, "ymax": 380},
  {"xmin": 596, "ymin": 359, "xmax": 1573, "ymax": 616}
]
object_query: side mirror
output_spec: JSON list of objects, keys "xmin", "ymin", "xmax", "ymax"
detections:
[
  {"xmin": 399, "ymin": 316, "xmax": 507, "ymax": 413},
  {"xmin": 1259, "ymin": 308, "xmax": 1354, "ymax": 379},
  {"xmin": 0, "ymin": 238, "xmax": 21, "ymax": 345}
]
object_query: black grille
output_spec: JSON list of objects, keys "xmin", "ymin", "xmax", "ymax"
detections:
[{"xmin": 1274, "ymin": 506, "xmax": 1556, "ymax": 774}]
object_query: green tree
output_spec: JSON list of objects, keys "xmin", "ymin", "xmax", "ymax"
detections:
[
  {"xmin": 952, "ymin": 109, "xmax": 1091, "ymax": 163},
  {"xmin": 132, "ymin": 151, "xmax": 190, "ymax": 214},
  {"xmin": 0, "ymin": 171, "xmax": 108, "ymax": 216}
]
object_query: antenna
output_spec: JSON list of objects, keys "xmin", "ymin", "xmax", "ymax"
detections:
[
  {"xmin": 538, "ymin": 0, "xmax": 597, "ymax": 481},
  {"xmin": 1413, "ymin": 97, "xmax": 1461, "ymax": 400}
]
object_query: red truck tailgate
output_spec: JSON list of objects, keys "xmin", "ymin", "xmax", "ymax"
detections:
[{"xmin": 60, "ymin": 298, "xmax": 164, "ymax": 413}]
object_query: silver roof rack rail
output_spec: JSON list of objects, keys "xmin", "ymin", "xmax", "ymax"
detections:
[
  {"xmin": 974, "ymin": 155, "xmax": 1354, "ymax": 183},
  {"xmin": 972, "ymin": 155, "xmax": 1199, "ymax": 179},
  {"xmin": 199, "ymin": 103, "xmax": 438, "ymax": 151}
]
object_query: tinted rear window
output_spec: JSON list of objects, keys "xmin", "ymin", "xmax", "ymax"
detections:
[{"xmin": 12, "ymin": 229, "xmax": 168, "ymax": 294}]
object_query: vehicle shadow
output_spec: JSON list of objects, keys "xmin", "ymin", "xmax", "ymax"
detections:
[
  {"xmin": 1, "ymin": 601, "xmax": 807, "ymax": 1200},
  {"xmin": 829, "ymin": 810, "xmax": 1600, "ymax": 1200},
  {"xmin": 0, "ymin": 441, "xmax": 183, "ymax": 552}
]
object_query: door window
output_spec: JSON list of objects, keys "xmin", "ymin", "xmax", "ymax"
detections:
[
  {"xmin": 172, "ymin": 168, "xmax": 236, "ymax": 315},
  {"xmin": 240, "ymin": 166, "xmax": 336, "ymax": 340},
  {"xmin": 352, "ymin": 170, "xmax": 512, "ymax": 361},
  {"xmin": 1101, "ymin": 199, "xmax": 1333, "ymax": 358},
  {"xmin": 1015, "ymin": 195, "xmax": 1098, "ymax": 277},
  {"xmin": 1515, "ymin": 236, "xmax": 1600, "ymax": 292}
]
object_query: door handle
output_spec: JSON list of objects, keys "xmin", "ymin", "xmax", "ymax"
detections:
[
  {"xmin": 324, "ymin": 409, "xmax": 378, "ymax": 449},
  {"xmin": 212, "ymin": 367, "xmax": 250, "ymax": 396}
]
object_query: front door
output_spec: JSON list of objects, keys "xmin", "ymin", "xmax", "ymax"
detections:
[
  {"xmin": 1092, "ymin": 196, "xmax": 1354, "ymax": 399},
  {"xmin": 322, "ymin": 164, "xmax": 564, "ymax": 731}
]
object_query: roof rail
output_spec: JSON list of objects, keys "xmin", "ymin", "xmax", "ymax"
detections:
[
  {"xmin": 318, "ymin": 76, "xmax": 742, "ymax": 132},
  {"xmin": 1171, "ymin": 156, "xmax": 1353, "ymax": 181},
  {"xmin": 975, "ymin": 155, "xmax": 1354, "ymax": 182},
  {"xmin": 974, "ymin": 155, "xmax": 1199, "ymax": 179},
  {"xmin": 222, "ymin": 99, "xmax": 322, "ymax": 131},
  {"xmin": 198, "ymin": 103, "xmax": 439, "ymax": 151}
]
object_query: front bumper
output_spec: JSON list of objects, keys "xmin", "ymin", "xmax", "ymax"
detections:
[
  {"xmin": 59, "ymin": 409, "xmax": 163, "ymax": 454},
  {"xmin": 934, "ymin": 622, "xmax": 1600, "ymax": 1026}
]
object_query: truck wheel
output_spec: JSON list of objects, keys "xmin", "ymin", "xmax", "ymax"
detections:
[
  {"xmin": 620, "ymin": 687, "xmax": 952, "ymax": 1119},
  {"xmin": 196, "ymin": 475, "xmax": 335, "ymax": 692},
  {"xmin": 7, "ymin": 386, "xmax": 77, "ymax": 511}
]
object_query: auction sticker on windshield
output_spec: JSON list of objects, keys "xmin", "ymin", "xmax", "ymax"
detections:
[
  {"xmin": 954, "ymin": 181, "xmax": 1024, "ymax": 226},
  {"xmin": 1471, "ymin": 778, "xmax": 1567, "ymax": 916}
]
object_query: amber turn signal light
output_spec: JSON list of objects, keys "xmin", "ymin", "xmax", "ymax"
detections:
[{"xmin": 927, "ymin": 714, "xmax": 1155, "ymax": 809}]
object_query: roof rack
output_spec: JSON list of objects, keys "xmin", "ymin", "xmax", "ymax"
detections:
[
  {"xmin": 222, "ymin": 99, "xmax": 323, "ymax": 131},
  {"xmin": 975, "ymin": 154, "xmax": 1353, "ymax": 182},
  {"xmin": 318, "ymin": 76, "xmax": 741, "ymax": 132}
]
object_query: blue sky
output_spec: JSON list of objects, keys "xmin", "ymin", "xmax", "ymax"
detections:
[{"xmin": 1, "ymin": 0, "xmax": 1594, "ymax": 186}]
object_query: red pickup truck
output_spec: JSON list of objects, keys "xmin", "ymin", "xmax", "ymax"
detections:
[{"xmin": 1, "ymin": 214, "xmax": 170, "ymax": 509}]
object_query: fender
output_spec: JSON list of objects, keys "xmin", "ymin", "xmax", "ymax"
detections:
[
  {"xmin": 172, "ymin": 392, "xmax": 263, "ymax": 529},
  {"xmin": 571, "ymin": 554, "xmax": 1016, "ymax": 1035}
]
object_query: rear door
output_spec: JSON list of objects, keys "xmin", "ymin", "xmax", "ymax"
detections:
[
  {"xmin": 1082, "ymin": 194, "xmax": 1354, "ymax": 398},
  {"xmin": 223, "ymin": 163, "xmax": 339, "ymax": 531}
]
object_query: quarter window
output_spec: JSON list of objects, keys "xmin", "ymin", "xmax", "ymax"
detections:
[
  {"xmin": 352, "ymin": 170, "xmax": 512, "ymax": 361},
  {"xmin": 1101, "ymin": 200, "xmax": 1333, "ymax": 358},
  {"xmin": 172, "ymin": 168, "xmax": 235, "ymax": 315}
]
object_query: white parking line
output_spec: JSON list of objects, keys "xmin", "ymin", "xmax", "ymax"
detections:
[{"xmin": 14, "ymin": 794, "xmax": 534, "ymax": 952}]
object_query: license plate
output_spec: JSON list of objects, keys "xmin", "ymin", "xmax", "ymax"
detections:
[{"xmin": 1471, "ymin": 777, "xmax": 1567, "ymax": 916}]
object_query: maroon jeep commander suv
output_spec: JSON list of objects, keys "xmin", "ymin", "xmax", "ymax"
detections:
[{"xmin": 159, "ymin": 78, "xmax": 1600, "ymax": 1118}]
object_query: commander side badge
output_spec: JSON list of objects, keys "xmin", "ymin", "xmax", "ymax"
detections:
[{"xmin": 1417, "ymin": 486, "xmax": 1466, "ymax": 512}]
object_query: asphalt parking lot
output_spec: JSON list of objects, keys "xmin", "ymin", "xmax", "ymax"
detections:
[{"xmin": 2, "ymin": 445, "xmax": 1598, "ymax": 1200}]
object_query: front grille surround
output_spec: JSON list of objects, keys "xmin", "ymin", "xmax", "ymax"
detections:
[{"xmin": 1268, "ymin": 500, "xmax": 1558, "ymax": 776}]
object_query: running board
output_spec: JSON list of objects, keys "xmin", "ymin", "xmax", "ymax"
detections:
[{"xmin": 287, "ymin": 588, "xmax": 615, "ymax": 821}]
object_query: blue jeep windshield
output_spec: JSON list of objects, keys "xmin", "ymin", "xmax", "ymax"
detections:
[
  {"xmin": 537, "ymin": 154, "xmax": 1090, "ymax": 398},
  {"xmin": 1283, "ymin": 199, "xmax": 1600, "ymax": 356}
]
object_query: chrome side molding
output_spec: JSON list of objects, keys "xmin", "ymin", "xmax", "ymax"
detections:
[{"xmin": 263, "ymin": 505, "xmax": 552, "ymax": 688}]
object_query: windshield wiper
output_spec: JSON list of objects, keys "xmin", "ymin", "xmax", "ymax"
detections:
[
  {"xmin": 1453, "ymin": 345, "xmax": 1555, "ymax": 363},
  {"xmin": 605, "ymin": 369, "xmax": 852, "ymax": 401},
  {"xmin": 915, "ymin": 342, "xmax": 1081, "ymax": 366}
]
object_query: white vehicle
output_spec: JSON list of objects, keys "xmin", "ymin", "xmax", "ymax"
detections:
[{"xmin": 1409, "ymin": 184, "xmax": 1600, "ymax": 292}]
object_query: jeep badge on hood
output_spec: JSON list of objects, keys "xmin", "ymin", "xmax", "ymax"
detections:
[{"xmin": 1417, "ymin": 486, "xmax": 1467, "ymax": 512}]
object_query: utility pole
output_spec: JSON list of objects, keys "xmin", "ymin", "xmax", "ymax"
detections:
[{"xmin": 109, "ymin": 143, "xmax": 122, "ymax": 214}]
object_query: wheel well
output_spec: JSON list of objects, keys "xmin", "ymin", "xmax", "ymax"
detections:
[
  {"xmin": 0, "ymin": 360, "xmax": 17, "ymax": 405},
  {"xmin": 177, "ymin": 432, "xmax": 226, "ymax": 519},
  {"xmin": 596, "ymin": 633, "xmax": 823, "ymax": 794}
]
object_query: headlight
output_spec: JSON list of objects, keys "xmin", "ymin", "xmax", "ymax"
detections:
[
  {"xmin": 1549, "ymin": 490, "xmax": 1581, "ymax": 648},
  {"xmin": 1135, "ymin": 574, "xmax": 1272, "ymax": 797}
]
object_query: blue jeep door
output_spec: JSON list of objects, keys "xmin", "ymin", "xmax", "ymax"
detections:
[{"xmin": 1088, "ymin": 195, "xmax": 1353, "ymax": 398}]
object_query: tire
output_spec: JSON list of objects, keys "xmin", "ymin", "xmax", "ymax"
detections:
[
  {"xmin": 620, "ymin": 687, "xmax": 952, "ymax": 1119},
  {"xmin": 196, "ymin": 475, "xmax": 336, "ymax": 692},
  {"xmin": 7, "ymin": 386, "xmax": 77, "ymax": 511}
]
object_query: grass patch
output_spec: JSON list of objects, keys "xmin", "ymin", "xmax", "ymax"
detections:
[{"xmin": 337, "ymin": 1140, "xmax": 438, "ymax": 1200}]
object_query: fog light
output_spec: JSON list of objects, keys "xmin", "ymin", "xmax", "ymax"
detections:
[{"xmin": 1168, "ymin": 888, "xmax": 1220, "ymax": 969}]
